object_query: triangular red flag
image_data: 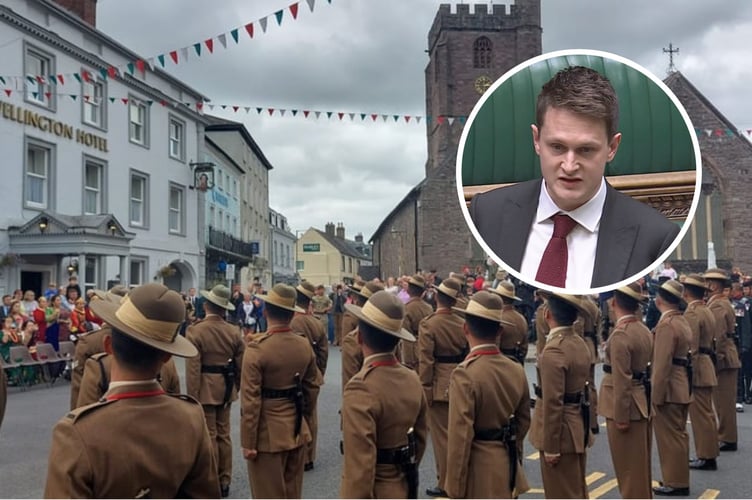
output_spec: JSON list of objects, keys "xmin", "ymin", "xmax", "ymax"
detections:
[
  {"xmin": 3, "ymin": 89, "xmax": 10, "ymax": 97},
  {"xmin": 196, "ymin": 102, "xmax": 204, "ymax": 111},
  {"xmin": 245, "ymin": 23, "xmax": 254, "ymax": 38},
  {"xmin": 338, "ymin": 112, "xmax": 344, "ymax": 120},
  {"xmin": 437, "ymin": 116, "xmax": 446, "ymax": 124},
  {"xmin": 57, "ymin": 74, "xmax": 65, "ymax": 85},
  {"xmin": 205, "ymin": 39, "xmax": 214, "ymax": 53},
  {"xmin": 121, "ymin": 98, "xmax": 128, "ymax": 105},
  {"xmin": 36, "ymin": 75, "xmax": 45, "ymax": 84},
  {"xmin": 108, "ymin": 66, "xmax": 117, "ymax": 78},
  {"xmin": 84, "ymin": 95, "xmax": 90, "ymax": 102},
  {"xmin": 289, "ymin": 3, "xmax": 299, "ymax": 19},
  {"xmin": 169, "ymin": 50, "xmax": 178, "ymax": 64},
  {"xmin": 268, "ymin": 108, "xmax": 274, "ymax": 115},
  {"xmin": 232, "ymin": 106, "xmax": 239, "ymax": 112},
  {"xmin": 747, "ymin": 129, "xmax": 752, "ymax": 136},
  {"xmin": 303, "ymin": 110, "xmax": 310, "ymax": 117},
  {"xmin": 82, "ymin": 70, "xmax": 91, "ymax": 83},
  {"xmin": 714, "ymin": 129, "xmax": 723, "ymax": 136},
  {"xmin": 159, "ymin": 100, "xmax": 167, "ymax": 106},
  {"xmin": 371, "ymin": 114, "xmax": 378, "ymax": 121},
  {"xmin": 44, "ymin": 92, "xmax": 51, "ymax": 100},
  {"xmin": 404, "ymin": 115, "xmax": 411, "ymax": 123},
  {"xmin": 136, "ymin": 59, "xmax": 145, "ymax": 73}
]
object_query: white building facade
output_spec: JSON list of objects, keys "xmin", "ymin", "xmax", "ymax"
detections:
[
  {"xmin": 269, "ymin": 208, "xmax": 295, "ymax": 285},
  {"xmin": 0, "ymin": 0, "xmax": 209, "ymax": 295}
]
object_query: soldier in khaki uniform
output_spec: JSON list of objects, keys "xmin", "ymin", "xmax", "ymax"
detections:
[
  {"xmin": 77, "ymin": 351, "xmax": 180, "ymax": 407},
  {"xmin": 576, "ymin": 295, "xmax": 602, "ymax": 434},
  {"xmin": 340, "ymin": 290, "xmax": 428, "ymax": 498},
  {"xmin": 529, "ymin": 292, "xmax": 592, "ymax": 499},
  {"xmin": 311, "ymin": 284, "xmax": 332, "ymax": 336},
  {"xmin": 240, "ymin": 284, "xmax": 320, "ymax": 499},
  {"xmin": 652, "ymin": 280, "xmax": 692, "ymax": 496},
  {"xmin": 68, "ymin": 285, "xmax": 128, "ymax": 409},
  {"xmin": 444, "ymin": 291, "xmax": 531, "ymax": 499},
  {"xmin": 684, "ymin": 274, "xmax": 720, "ymax": 470},
  {"xmin": 44, "ymin": 283, "xmax": 219, "ymax": 498},
  {"xmin": 488, "ymin": 281, "xmax": 528, "ymax": 364},
  {"xmin": 341, "ymin": 281, "xmax": 384, "ymax": 389},
  {"xmin": 417, "ymin": 278, "xmax": 466, "ymax": 497},
  {"xmin": 598, "ymin": 283, "xmax": 653, "ymax": 498},
  {"xmin": 534, "ymin": 294, "xmax": 549, "ymax": 357},
  {"xmin": 185, "ymin": 285, "xmax": 245, "ymax": 497},
  {"xmin": 705, "ymin": 268, "xmax": 741, "ymax": 451},
  {"xmin": 291, "ymin": 281, "xmax": 328, "ymax": 472},
  {"xmin": 401, "ymin": 274, "xmax": 433, "ymax": 371}
]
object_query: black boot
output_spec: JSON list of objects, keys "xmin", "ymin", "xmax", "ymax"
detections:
[{"xmin": 689, "ymin": 458, "xmax": 717, "ymax": 470}]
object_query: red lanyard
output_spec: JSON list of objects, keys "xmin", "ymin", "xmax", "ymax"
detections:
[
  {"xmin": 106, "ymin": 389, "xmax": 165, "ymax": 401},
  {"xmin": 370, "ymin": 358, "xmax": 398, "ymax": 368},
  {"xmin": 266, "ymin": 327, "xmax": 292, "ymax": 335},
  {"xmin": 465, "ymin": 347, "xmax": 500, "ymax": 361}
]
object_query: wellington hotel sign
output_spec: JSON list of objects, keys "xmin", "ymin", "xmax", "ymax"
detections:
[{"xmin": 0, "ymin": 99, "xmax": 109, "ymax": 153}]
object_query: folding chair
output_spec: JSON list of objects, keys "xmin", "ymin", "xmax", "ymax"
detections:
[
  {"xmin": 0, "ymin": 355, "xmax": 24, "ymax": 391},
  {"xmin": 35, "ymin": 343, "xmax": 66, "ymax": 385},
  {"xmin": 9, "ymin": 345, "xmax": 46, "ymax": 388},
  {"xmin": 57, "ymin": 340, "xmax": 76, "ymax": 381}
]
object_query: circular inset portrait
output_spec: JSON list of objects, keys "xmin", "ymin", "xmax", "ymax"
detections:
[{"xmin": 457, "ymin": 49, "xmax": 701, "ymax": 294}]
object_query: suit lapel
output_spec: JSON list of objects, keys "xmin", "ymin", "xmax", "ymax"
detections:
[
  {"xmin": 592, "ymin": 183, "xmax": 639, "ymax": 287},
  {"xmin": 494, "ymin": 179, "xmax": 540, "ymax": 270}
]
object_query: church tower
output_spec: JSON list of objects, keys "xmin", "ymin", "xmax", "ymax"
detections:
[{"xmin": 418, "ymin": 1, "xmax": 542, "ymax": 274}]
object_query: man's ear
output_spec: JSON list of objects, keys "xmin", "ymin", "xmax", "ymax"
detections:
[
  {"xmin": 103, "ymin": 332, "xmax": 113, "ymax": 355},
  {"xmin": 607, "ymin": 132, "xmax": 622, "ymax": 162},
  {"xmin": 531, "ymin": 124, "xmax": 541, "ymax": 155}
]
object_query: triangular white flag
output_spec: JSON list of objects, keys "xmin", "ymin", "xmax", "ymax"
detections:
[
  {"xmin": 146, "ymin": 57, "xmax": 155, "ymax": 70},
  {"xmin": 416, "ymin": 116, "xmax": 422, "ymax": 124},
  {"xmin": 314, "ymin": 111, "xmax": 321, "ymax": 119},
  {"xmin": 218, "ymin": 33, "xmax": 228, "ymax": 49},
  {"xmin": 180, "ymin": 47, "xmax": 189, "ymax": 62},
  {"xmin": 704, "ymin": 129, "xmax": 712, "ymax": 137},
  {"xmin": 306, "ymin": 0, "xmax": 316, "ymax": 12},
  {"xmin": 259, "ymin": 17, "xmax": 268, "ymax": 33},
  {"xmin": 381, "ymin": 114, "xmax": 388, "ymax": 122},
  {"xmin": 447, "ymin": 117, "xmax": 455, "ymax": 126},
  {"xmin": 244, "ymin": 106, "xmax": 251, "ymax": 113},
  {"xmin": 349, "ymin": 113, "xmax": 355, "ymax": 121},
  {"xmin": 208, "ymin": 104, "xmax": 215, "ymax": 111},
  {"xmin": 280, "ymin": 109, "xmax": 286, "ymax": 117}
]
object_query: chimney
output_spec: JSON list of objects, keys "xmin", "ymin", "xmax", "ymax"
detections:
[
  {"xmin": 336, "ymin": 222, "xmax": 345, "ymax": 239},
  {"xmin": 53, "ymin": 0, "xmax": 98, "ymax": 27},
  {"xmin": 325, "ymin": 222, "xmax": 335, "ymax": 236},
  {"xmin": 355, "ymin": 233, "xmax": 363, "ymax": 243}
]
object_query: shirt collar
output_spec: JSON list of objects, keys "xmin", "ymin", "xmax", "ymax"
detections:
[
  {"xmin": 536, "ymin": 177, "xmax": 607, "ymax": 233},
  {"xmin": 470, "ymin": 343, "xmax": 497, "ymax": 353}
]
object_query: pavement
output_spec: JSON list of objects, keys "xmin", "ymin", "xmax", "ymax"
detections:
[{"xmin": 2, "ymin": 344, "xmax": 752, "ymax": 498}]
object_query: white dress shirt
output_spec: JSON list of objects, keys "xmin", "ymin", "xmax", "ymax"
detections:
[{"xmin": 520, "ymin": 178, "xmax": 607, "ymax": 290}]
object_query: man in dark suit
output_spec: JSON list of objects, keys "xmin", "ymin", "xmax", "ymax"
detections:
[{"xmin": 469, "ymin": 66, "xmax": 680, "ymax": 289}]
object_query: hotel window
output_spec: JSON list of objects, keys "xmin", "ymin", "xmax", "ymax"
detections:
[
  {"xmin": 232, "ymin": 217, "xmax": 237, "ymax": 235},
  {"xmin": 82, "ymin": 77, "xmax": 106, "ymax": 128},
  {"xmin": 24, "ymin": 43, "xmax": 55, "ymax": 110},
  {"xmin": 25, "ymin": 139, "xmax": 54, "ymax": 209},
  {"xmin": 168, "ymin": 184, "xmax": 185, "ymax": 235},
  {"xmin": 129, "ymin": 171, "xmax": 149, "ymax": 227},
  {"xmin": 218, "ymin": 209, "xmax": 224, "ymax": 230},
  {"xmin": 83, "ymin": 158, "xmax": 105, "ymax": 214},
  {"xmin": 129, "ymin": 258, "xmax": 147, "ymax": 286},
  {"xmin": 129, "ymin": 97, "xmax": 149, "ymax": 146},
  {"xmin": 209, "ymin": 205, "xmax": 215, "ymax": 228},
  {"xmin": 274, "ymin": 241, "xmax": 279, "ymax": 266},
  {"xmin": 168, "ymin": 116, "xmax": 185, "ymax": 161},
  {"xmin": 217, "ymin": 169, "xmax": 224, "ymax": 190}
]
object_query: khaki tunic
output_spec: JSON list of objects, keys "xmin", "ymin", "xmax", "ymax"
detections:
[
  {"xmin": 400, "ymin": 297, "xmax": 433, "ymax": 370},
  {"xmin": 341, "ymin": 328, "xmax": 362, "ymax": 390},
  {"xmin": 444, "ymin": 346, "xmax": 530, "ymax": 499},
  {"xmin": 534, "ymin": 303, "xmax": 549, "ymax": 357},
  {"xmin": 69, "ymin": 326, "xmax": 110, "ymax": 410},
  {"xmin": 341, "ymin": 310, "xmax": 359, "ymax": 342},
  {"xmin": 707, "ymin": 293, "xmax": 740, "ymax": 444},
  {"xmin": 530, "ymin": 326, "xmax": 591, "ymax": 499},
  {"xmin": 340, "ymin": 353, "xmax": 428, "ymax": 499},
  {"xmin": 290, "ymin": 312, "xmax": 328, "ymax": 465},
  {"xmin": 44, "ymin": 380, "xmax": 219, "ymax": 498},
  {"xmin": 240, "ymin": 328, "xmax": 319, "ymax": 499},
  {"xmin": 417, "ymin": 309, "xmax": 466, "ymax": 488},
  {"xmin": 652, "ymin": 310, "xmax": 692, "ymax": 489},
  {"xmin": 499, "ymin": 305, "xmax": 528, "ymax": 363},
  {"xmin": 598, "ymin": 316, "xmax": 653, "ymax": 499},
  {"xmin": 684, "ymin": 300, "xmax": 719, "ymax": 459},
  {"xmin": 77, "ymin": 354, "xmax": 181, "ymax": 407}
]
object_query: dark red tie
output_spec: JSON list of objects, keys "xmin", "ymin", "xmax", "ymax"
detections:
[{"xmin": 535, "ymin": 214, "xmax": 578, "ymax": 288}]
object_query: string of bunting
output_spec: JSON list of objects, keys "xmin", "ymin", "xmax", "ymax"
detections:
[
  {"xmin": 2, "ymin": 88, "xmax": 751, "ymax": 134},
  {"xmin": 0, "ymin": 0, "xmax": 332, "ymax": 83}
]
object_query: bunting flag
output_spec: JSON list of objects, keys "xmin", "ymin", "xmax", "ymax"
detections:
[{"xmin": 11, "ymin": 1, "xmax": 333, "ymax": 82}]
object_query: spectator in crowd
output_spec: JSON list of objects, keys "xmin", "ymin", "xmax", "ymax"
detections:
[
  {"xmin": 237, "ymin": 292, "xmax": 262, "ymax": 335},
  {"xmin": 45, "ymin": 294, "xmax": 68, "ymax": 351},
  {"xmin": 22, "ymin": 290, "xmax": 38, "ymax": 316},
  {"xmin": 0, "ymin": 316, "xmax": 22, "ymax": 362},
  {"xmin": 659, "ymin": 261, "xmax": 678, "ymax": 281},
  {"xmin": 397, "ymin": 277, "xmax": 410, "ymax": 304},
  {"xmin": 43, "ymin": 282, "xmax": 58, "ymax": 301},
  {"xmin": 384, "ymin": 276, "xmax": 399, "ymax": 295},
  {"xmin": 8, "ymin": 300, "xmax": 27, "ymax": 328},
  {"xmin": 67, "ymin": 275, "xmax": 82, "ymax": 301},
  {"xmin": 20, "ymin": 319, "xmax": 39, "ymax": 348},
  {"xmin": 332, "ymin": 284, "xmax": 347, "ymax": 346},
  {"xmin": 70, "ymin": 297, "xmax": 91, "ymax": 337},
  {"xmin": 0, "ymin": 295, "xmax": 10, "ymax": 322},
  {"xmin": 33, "ymin": 296, "xmax": 48, "ymax": 344},
  {"xmin": 731, "ymin": 283, "xmax": 752, "ymax": 408}
]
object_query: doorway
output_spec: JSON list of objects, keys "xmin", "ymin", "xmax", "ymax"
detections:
[{"xmin": 21, "ymin": 271, "xmax": 44, "ymax": 297}]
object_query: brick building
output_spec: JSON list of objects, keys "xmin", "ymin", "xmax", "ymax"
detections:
[
  {"xmin": 665, "ymin": 71, "xmax": 752, "ymax": 274},
  {"xmin": 370, "ymin": 1, "xmax": 542, "ymax": 279}
]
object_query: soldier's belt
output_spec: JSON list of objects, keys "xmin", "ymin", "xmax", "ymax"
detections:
[
  {"xmin": 672, "ymin": 357, "xmax": 689, "ymax": 367},
  {"xmin": 475, "ymin": 426, "xmax": 514, "ymax": 442},
  {"xmin": 434, "ymin": 353, "xmax": 464, "ymax": 363},
  {"xmin": 698, "ymin": 347, "xmax": 715, "ymax": 356},
  {"xmin": 602, "ymin": 364, "xmax": 647, "ymax": 381},
  {"xmin": 261, "ymin": 387, "xmax": 297, "ymax": 399},
  {"xmin": 376, "ymin": 445, "xmax": 411, "ymax": 465},
  {"xmin": 533, "ymin": 384, "xmax": 582, "ymax": 404},
  {"xmin": 201, "ymin": 365, "xmax": 228, "ymax": 374}
]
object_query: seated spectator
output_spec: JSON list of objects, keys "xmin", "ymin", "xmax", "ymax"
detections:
[
  {"xmin": 22, "ymin": 290, "xmax": 39, "ymax": 316},
  {"xmin": 19, "ymin": 319, "xmax": 39, "ymax": 348},
  {"xmin": 70, "ymin": 298, "xmax": 91, "ymax": 337},
  {"xmin": 33, "ymin": 296, "xmax": 48, "ymax": 343},
  {"xmin": 0, "ymin": 317, "xmax": 22, "ymax": 362},
  {"xmin": 8, "ymin": 300, "xmax": 27, "ymax": 329}
]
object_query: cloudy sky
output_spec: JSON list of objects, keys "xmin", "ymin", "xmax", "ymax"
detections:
[{"xmin": 96, "ymin": 0, "xmax": 752, "ymax": 242}]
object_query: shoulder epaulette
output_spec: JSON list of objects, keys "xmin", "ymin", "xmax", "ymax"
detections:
[
  {"xmin": 167, "ymin": 393, "xmax": 201, "ymax": 405},
  {"xmin": 90, "ymin": 352, "xmax": 108, "ymax": 361},
  {"xmin": 64, "ymin": 399, "xmax": 116, "ymax": 422}
]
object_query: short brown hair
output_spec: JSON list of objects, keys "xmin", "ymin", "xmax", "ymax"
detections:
[{"xmin": 536, "ymin": 66, "xmax": 619, "ymax": 138}]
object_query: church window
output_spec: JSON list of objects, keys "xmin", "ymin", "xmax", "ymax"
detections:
[{"xmin": 473, "ymin": 37, "xmax": 492, "ymax": 68}]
